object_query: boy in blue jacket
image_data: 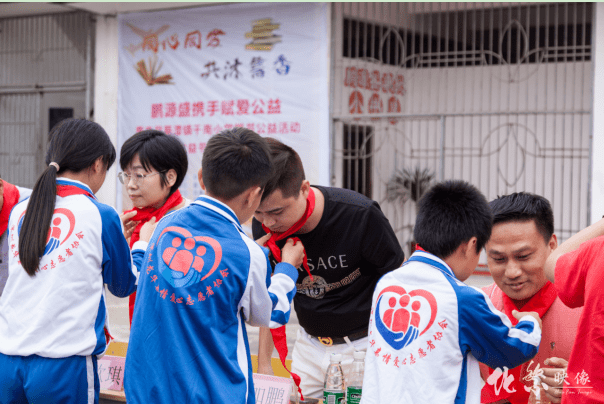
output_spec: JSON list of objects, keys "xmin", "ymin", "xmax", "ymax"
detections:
[
  {"xmin": 361, "ymin": 180, "xmax": 543, "ymax": 404},
  {"xmin": 125, "ymin": 128, "xmax": 304, "ymax": 404}
]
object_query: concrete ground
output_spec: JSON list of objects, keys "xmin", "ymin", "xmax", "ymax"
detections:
[{"xmin": 105, "ymin": 274, "xmax": 493, "ymax": 358}]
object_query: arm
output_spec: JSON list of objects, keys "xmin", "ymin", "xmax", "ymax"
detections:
[
  {"xmin": 459, "ymin": 287, "xmax": 542, "ymax": 371},
  {"xmin": 257, "ymin": 326, "xmax": 276, "ymax": 375},
  {"xmin": 130, "ymin": 218, "xmax": 158, "ymax": 274},
  {"xmin": 253, "ymin": 231, "xmax": 278, "ymax": 375},
  {"xmin": 544, "ymin": 218, "xmax": 604, "ymax": 283},
  {"xmin": 99, "ymin": 205, "xmax": 138, "ymax": 298},
  {"xmin": 361, "ymin": 202, "xmax": 405, "ymax": 274},
  {"xmin": 240, "ymin": 238, "xmax": 304, "ymax": 327}
]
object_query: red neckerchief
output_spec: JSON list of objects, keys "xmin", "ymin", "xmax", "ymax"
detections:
[
  {"xmin": 57, "ymin": 184, "xmax": 94, "ymax": 198},
  {"xmin": 126, "ymin": 190, "xmax": 184, "ymax": 325},
  {"xmin": 481, "ymin": 281, "xmax": 557, "ymax": 404},
  {"xmin": 261, "ymin": 187, "xmax": 315, "ymax": 281},
  {"xmin": 124, "ymin": 190, "xmax": 183, "ymax": 247},
  {"xmin": 0, "ymin": 180, "xmax": 20, "ymax": 235},
  {"xmin": 261, "ymin": 187, "xmax": 315, "ymax": 401}
]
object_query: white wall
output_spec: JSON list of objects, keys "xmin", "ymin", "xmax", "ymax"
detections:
[{"xmin": 94, "ymin": 15, "xmax": 120, "ymax": 208}]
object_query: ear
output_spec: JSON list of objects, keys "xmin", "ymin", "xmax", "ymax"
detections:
[
  {"xmin": 91, "ymin": 156, "xmax": 105, "ymax": 174},
  {"xmin": 463, "ymin": 237, "xmax": 478, "ymax": 258},
  {"xmin": 165, "ymin": 168, "xmax": 177, "ymax": 188},
  {"xmin": 549, "ymin": 233, "xmax": 558, "ymax": 251},
  {"xmin": 300, "ymin": 180, "xmax": 310, "ymax": 199},
  {"xmin": 245, "ymin": 186, "xmax": 263, "ymax": 209},
  {"xmin": 197, "ymin": 167, "xmax": 206, "ymax": 191}
]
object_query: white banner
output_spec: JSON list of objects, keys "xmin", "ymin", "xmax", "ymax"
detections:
[{"xmin": 117, "ymin": 3, "xmax": 330, "ymax": 211}]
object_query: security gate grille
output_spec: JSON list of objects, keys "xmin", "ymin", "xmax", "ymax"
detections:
[
  {"xmin": 0, "ymin": 12, "xmax": 93, "ymax": 188},
  {"xmin": 332, "ymin": 2, "xmax": 593, "ymax": 255}
]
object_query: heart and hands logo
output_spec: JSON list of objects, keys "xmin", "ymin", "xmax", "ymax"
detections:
[{"xmin": 375, "ymin": 285, "xmax": 438, "ymax": 350}]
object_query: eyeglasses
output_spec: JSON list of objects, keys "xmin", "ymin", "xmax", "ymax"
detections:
[{"xmin": 118, "ymin": 171, "xmax": 165, "ymax": 185}]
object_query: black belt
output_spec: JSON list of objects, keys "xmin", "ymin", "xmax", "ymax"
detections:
[{"xmin": 313, "ymin": 329, "xmax": 368, "ymax": 346}]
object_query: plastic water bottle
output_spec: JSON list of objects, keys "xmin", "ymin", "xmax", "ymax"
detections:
[
  {"xmin": 347, "ymin": 351, "xmax": 365, "ymax": 404},
  {"xmin": 323, "ymin": 353, "xmax": 345, "ymax": 404}
]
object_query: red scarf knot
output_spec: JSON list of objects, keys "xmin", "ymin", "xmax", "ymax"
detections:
[
  {"xmin": 261, "ymin": 187, "xmax": 315, "ymax": 281},
  {"xmin": 124, "ymin": 190, "xmax": 184, "ymax": 247}
]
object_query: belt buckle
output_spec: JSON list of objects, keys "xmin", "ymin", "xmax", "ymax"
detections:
[{"xmin": 318, "ymin": 337, "xmax": 333, "ymax": 346}]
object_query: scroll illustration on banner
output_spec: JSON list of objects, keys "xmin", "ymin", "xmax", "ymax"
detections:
[{"xmin": 118, "ymin": 3, "xmax": 330, "ymax": 211}]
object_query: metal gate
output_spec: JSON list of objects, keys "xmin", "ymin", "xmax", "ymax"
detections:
[
  {"xmin": 0, "ymin": 12, "xmax": 93, "ymax": 188},
  {"xmin": 331, "ymin": 2, "xmax": 593, "ymax": 255}
]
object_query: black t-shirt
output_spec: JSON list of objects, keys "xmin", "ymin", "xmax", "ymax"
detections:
[{"xmin": 252, "ymin": 186, "xmax": 405, "ymax": 338}]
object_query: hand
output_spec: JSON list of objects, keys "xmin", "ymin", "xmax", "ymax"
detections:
[
  {"xmin": 512, "ymin": 310, "xmax": 542, "ymax": 330},
  {"xmin": 256, "ymin": 233, "xmax": 272, "ymax": 247},
  {"xmin": 139, "ymin": 217, "xmax": 157, "ymax": 243},
  {"xmin": 281, "ymin": 238, "xmax": 305, "ymax": 268},
  {"xmin": 120, "ymin": 210, "xmax": 139, "ymax": 242},
  {"xmin": 540, "ymin": 357, "xmax": 568, "ymax": 403},
  {"xmin": 257, "ymin": 363, "xmax": 275, "ymax": 376}
]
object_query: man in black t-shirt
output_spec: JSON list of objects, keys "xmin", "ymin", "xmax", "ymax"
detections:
[{"xmin": 253, "ymin": 139, "xmax": 405, "ymax": 398}]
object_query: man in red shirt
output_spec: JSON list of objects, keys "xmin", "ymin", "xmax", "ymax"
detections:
[
  {"xmin": 481, "ymin": 193, "xmax": 582, "ymax": 404},
  {"xmin": 545, "ymin": 213, "xmax": 604, "ymax": 404}
]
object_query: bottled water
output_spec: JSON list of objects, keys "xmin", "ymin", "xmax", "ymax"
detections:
[
  {"xmin": 323, "ymin": 353, "xmax": 345, "ymax": 404},
  {"xmin": 347, "ymin": 351, "xmax": 365, "ymax": 404}
]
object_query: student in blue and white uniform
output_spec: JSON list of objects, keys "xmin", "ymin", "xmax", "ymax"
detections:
[
  {"xmin": 0, "ymin": 119, "xmax": 140, "ymax": 404},
  {"xmin": 125, "ymin": 128, "xmax": 305, "ymax": 404},
  {"xmin": 361, "ymin": 181, "xmax": 543, "ymax": 404}
]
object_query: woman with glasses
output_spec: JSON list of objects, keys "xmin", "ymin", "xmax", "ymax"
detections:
[
  {"xmin": 0, "ymin": 119, "xmax": 139, "ymax": 403},
  {"xmin": 118, "ymin": 129, "xmax": 189, "ymax": 324}
]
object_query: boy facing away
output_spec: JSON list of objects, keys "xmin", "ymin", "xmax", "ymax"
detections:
[
  {"xmin": 360, "ymin": 180, "xmax": 543, "ymax": 404},
  {"xmin": 124, "ymin": 128, "xmax": 305, "ymax": 404}
]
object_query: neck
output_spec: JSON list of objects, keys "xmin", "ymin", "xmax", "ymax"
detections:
[
  {"xmin": 57, "ymin": 172, "xmax": 93, "ymax": 191},
  {"xmin": 151, "ymin": 195, "xmax": 170, "ymax": 210},
  {"xmin": 205, "ymin": 192, "xmax": 244, "ymax": 223}
]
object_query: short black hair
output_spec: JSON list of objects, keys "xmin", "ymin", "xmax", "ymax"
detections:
[
  {"xmin": 414, "ymin": 180, "xmax": 492, "ymax": 259},
  {"xmin": 120, "ymin": 130, "xmax": 188, "ymax": 195},
  {"xmin": 202, "ymin": 128, "xmax": 273, "ymax": 200},
  {"xmin": 489, "ymin": 192, "xmax": 554, "ymax": 243},
  {"xmin": 261, "ymin": 137, "xmax": 306, "ymax": 201}
]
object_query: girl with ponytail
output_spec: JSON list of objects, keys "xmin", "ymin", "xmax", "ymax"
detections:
[{"xmin": 0, "ymin": 119, "xmax": 141, "ymax": 404}]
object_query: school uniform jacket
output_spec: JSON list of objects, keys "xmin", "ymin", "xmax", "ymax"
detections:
[
  {"xmin": 361, "ymin": 251, "xmax": 542, "ymax": 404},
  {"xmin": 125, "ymin": 195, "xmax": 299, "ymax": 404},
  {"xmin": 0, "ymin": 178, "xmax": 137, "ymax": 358}
]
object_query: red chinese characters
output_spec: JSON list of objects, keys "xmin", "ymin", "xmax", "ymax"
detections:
[
  {"xmin": 184, "ymin": 30, "xmax": 202, "ymax": 49},
  {"xmin": 371, "ymin": 318, "xmax": 450, "ymax": 368},
  {"xmin": 178, "ymin": 102, "xmax": 190, "ymax": 118},
  {"xmin": 206, "ymin": 29, "xmax": 225, "ymax": 48}
]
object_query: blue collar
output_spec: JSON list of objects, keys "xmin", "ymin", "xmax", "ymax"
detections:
[
  {"xmin": 192, "ymin": 195, "xmax": 242, "ymax": 232},
  {"xmin": 405, "ymin": 250, "xmax": 457, "ymax": 280},
  {"xmin": 56, "ymin": 178, "xmax": 96, "ymax": 199}
]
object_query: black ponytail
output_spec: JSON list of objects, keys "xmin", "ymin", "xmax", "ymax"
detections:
[{"xmin": 19, "ymin": 119, "xmax": 116, "ymax": 276}]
